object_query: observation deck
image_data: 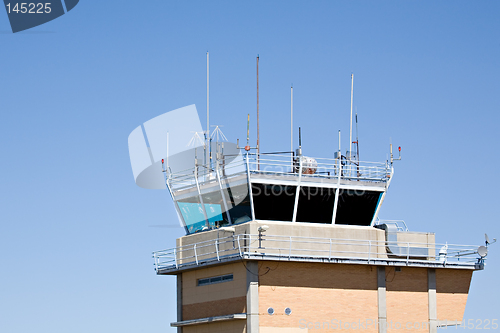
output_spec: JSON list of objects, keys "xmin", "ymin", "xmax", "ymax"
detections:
[{"xmin": 165, "ymin": 153, "xmax": 393, "ymax": 235}]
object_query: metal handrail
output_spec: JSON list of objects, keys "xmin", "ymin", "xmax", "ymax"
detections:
[
  {"xmin": 165, "ymin": 153, "xmax": 390, "ymax": 192},
  {"xmin": 374, "ymin": 219, "xmax": 409, "ymax": 232},
  {"xmin": 247, "ymin": 154, "xmax": 388, "ymax": 181},
  {"xmin": 153, "ymin": 233, "xmax": 483, "ymax": 272}
]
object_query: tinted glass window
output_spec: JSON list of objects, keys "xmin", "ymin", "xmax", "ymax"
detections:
[
  {"xmin": 252, "ymin": 183, "xmax": 296, "ymax": 221},
  {"xmin": 335, "ymin": 190, "xmax": 381, "ymax": 226}
]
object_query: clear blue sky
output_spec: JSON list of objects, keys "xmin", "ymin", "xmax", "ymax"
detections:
[{"xmin": 1, "ymin": 1, "xmax": 499, "ymax": 332}]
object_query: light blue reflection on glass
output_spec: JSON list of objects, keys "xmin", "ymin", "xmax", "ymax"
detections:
[{"xmin": 178, "ymin": 202, "xmax": 223, "ymax": 233}]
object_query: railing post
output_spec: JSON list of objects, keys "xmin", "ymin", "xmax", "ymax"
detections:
[
  {"xmin": 368, "ymin": 240, "xmax": 371, "ymax": 263},
  {"xmin": 216, "ymin": 238, "xmax": 220, "ymax": 261},
  {"xmin": 174, "ymin": 248, "xmax": 178, "ymax": 269},
  {"xmin": 292, "ymin": 158, "xmax": 303, "ymax": 222},
  {"xmin": 329, "ymin": 238, "xmax": 332, "ymax": 260},
  {"xmin": 289, "ymin": 236, "xmax": 292, "ymax": 259},
  {"xmin": 237, "ymin": 234, "xmax": 242, "ymax": 257},
  {"xmin": 194, "ymin": 167, "xmax": 210, "ymax": 229},
  {"xmin": 407, "ymin": 242, "xmax": 410, "ymax": 265},
  {"xmin": 216, "ymin": 168, "xmax": 232, "ymax": 225},
  {"xmin": 153, "ymin": 252, "xmax": 158, "ymax": 271},
  {"xmin": 194, "ymin": 244, "xmax": 199, "ymax": 265},
  {"xmin": 246, "ymin": 153, "xmax": 256, "ymax": 221}
]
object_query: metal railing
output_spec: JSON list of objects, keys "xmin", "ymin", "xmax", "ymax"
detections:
[
  {"xmin": 165, "ymin": 153, "xmax": 390, "ymax": 192},
  {"xmin": 248, "ymin": 154, "xmax": 390, "ymax": 182},
  {"xmin": 153, "ymin": 233, "xmax": 484, "ymax": 272},
  {"xmin": 374, "ymin": 219, "xmax": 409, "ymax": 232},
  {"xmin": 167, "ymin": 157, "xmax": 247, "ymax": 191}
]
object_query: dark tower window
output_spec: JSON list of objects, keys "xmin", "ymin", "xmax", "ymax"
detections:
[
  {"xmin": 252, "ymin": 183, "xmax": 296, "ymax": 221},
  {"xmin": 296, "ymin": 186, "xmax": 336, "ymax": 223},
  {"xmin": 335, "ymin": 190, "xmax": 381, "ymax": 226}
]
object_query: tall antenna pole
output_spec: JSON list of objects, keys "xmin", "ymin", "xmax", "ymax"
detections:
[
  {"xmin": 338, "ymin": 129, "xmax": 341, "ymax": 154},
  {"xmin": 299, "ymin": 127, "xmax": 302, "ymax": 149},
  {"xmin": 349, "ymin": 73, "xmax": 354, "ymax": 161},
  {"xmin": 206, "ymin": 51, "xmax": 210, "ymax": 169},
  {"xmin": 291, "ymin": 85, "xmax": 293, "ymax": 153},
  {"xmin": 247, "ymin": 114, "xmax": 250, "ymax": 146},
  {"xmin": 256, "ymin": 55, "xmax": 260, "ymax": 170}
]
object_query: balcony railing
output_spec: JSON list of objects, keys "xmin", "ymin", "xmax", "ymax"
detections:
[
  {"xmin": 166, "ymin": 153, "xmax": 391, "ymax": 192},
  {"xmin": 248, "ymin": 154, "xmax": 390, "ymax": 182},
  {"xmin": 153, "ymin": 233, "xmax": 485, "ymax": 273}
]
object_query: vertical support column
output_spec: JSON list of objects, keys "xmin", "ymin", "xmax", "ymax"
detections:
[
  {"xmin": 194, "ymin": 168, "xmax": 210, "ymax": 228},
  {"xmin": 428, "ymin": 269, "xmax": 438, "ymax": 333},
  {"xmin": 292, "ymin": 157, "xmax": 303, "ymax": 222},
  {"xmin": 377, "ymin": 266, "xmax": 387, "ymax": 333},
  {"xmin": 370, "ymin": 167, "xmax": 393, "ymax": 226},
  {"xmin": 177, "ymin": 273, "xmax": 183, "ymax": 333},
  {"xmin": 216, "ymin": 168, "xmax": 232, "ymax": 225},
  {"xmin": 331, "ymin": 186, "xmax": 340, "ymax": 224},
  {"xmin": 245, "ymin": 154, "xmax": 256, "ymax": 221},
  {"xmin": 331, "ymin": 130, "xmax": 342, "ymax": 224},
  {"xmin": 246, "ymin": 261, "xmax": 259, "ymax": 333}
]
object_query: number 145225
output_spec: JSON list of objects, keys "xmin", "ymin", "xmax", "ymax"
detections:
[{"xmin": 5, "ymin": 3, "xmax": 52, "ymax": 14}]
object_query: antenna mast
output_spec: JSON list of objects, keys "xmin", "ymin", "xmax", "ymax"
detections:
[
  {"xmin": 291, "ymin": 84, "xmax": 293, "ymax": 153},
  {"xmin": 238, "ymin": 114, "xmax": 257, "ymax": 152},
  {"xmin": 247, "ymin": 114, "xmax": 251, "ymax": 147},
  {"xmin": 298, "ymin": 127, "xmax": 302, "ymax": 156},
  {"xmin": 349, "ymin": 73, "xmax": 354, "ymax": 161},
  {"xmin": 257, "ymin": 55, "xmax": 260, "ymax": 169},
  {"xmin": 206, "ymin": 51, "xmax": 210, "ymax": 170}
]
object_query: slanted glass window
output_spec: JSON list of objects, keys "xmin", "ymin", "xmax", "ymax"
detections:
[
  {"xmin": 252, "ymin": 183, "xmax": 296, "ymax": 221},
  {"xmin": 176, "ymin": 183, "xmax": 252, "ymax": 234},
  {"xmin": 177, "ymin": 195, "xmax": 209, "ymax": 234},
  {"xmin": 335, "ymin": 190, "xmax": 382, "ymax": 226},
  {"xmin": 197, "ymin": 274, "xmax": 234, "ymax": 286},
  {"xmin": 200, "ymin": 190, "xmax": 230, "ymax": 227},
  {"xmin": 225, "ymin": 184, "xmax": 252, "ymax": 225},
  {"xmin": 296, "ymin": 186, "xmax": 336, "ymax": 223}
]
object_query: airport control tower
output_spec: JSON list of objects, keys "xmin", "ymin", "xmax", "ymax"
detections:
[
  {"xmin": 150, "ymin": 138, "xmax": 487, "ymax": 333},
  {"xmin": 128, "ymin": 59, "xmax": 492, "ymax": 333},
  {"xmin": 128, "ymin": 102, "xmax": 490, "ymax": 333}
]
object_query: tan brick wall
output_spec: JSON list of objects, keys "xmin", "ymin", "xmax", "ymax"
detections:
[
  {"xmin": 178, "ymin": 259, "xmax": 473, "ymax": 332},
  {"xmin": 182, "ymin": 262, "xmax": 247, "ymax": 321},
  {"xmin": 182, "ymin": 262, "xmax": 247, "ymax": 305},
  {"xmin": 436, "ymin": 269, "xmax": 472, "ymax": 322},
  {"xmin": 260, "ymin": 327, "xmax": 308, "ymax": 333},
  {"xmin": 436, "ymin": 293, "xmax": 469, "ymax": 323},
  {"xmin": 259, "ymin": 262, "xmax": 378, "ymax": 332},
  {"xmin": 386, "ymin": 291, "xmax": 429, "ymax": 332},
  {"xmin": 436, "ymin": 269, "xmax": 472, "ymax": 294},
  {"xmin": 182, "ymin": 320, "xmax": 246, "ymax": 333},
  {"xmin": 260, "ymin": 286, "xmax": 378, "ymax": 332},
  {"xmin": 259, "ymin": 262, "xmax": 378, "ymax": 290},
  {"xmin": 385, "ymin": 267, "xmax": 429, "ymax": 332},
  {"xmin": 183, "ymin": 296, "xmax": 246, "ymax": 321},
  {"xmin": 385, "ymin": 267, "xmax": 427, "ymax": 292}
]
